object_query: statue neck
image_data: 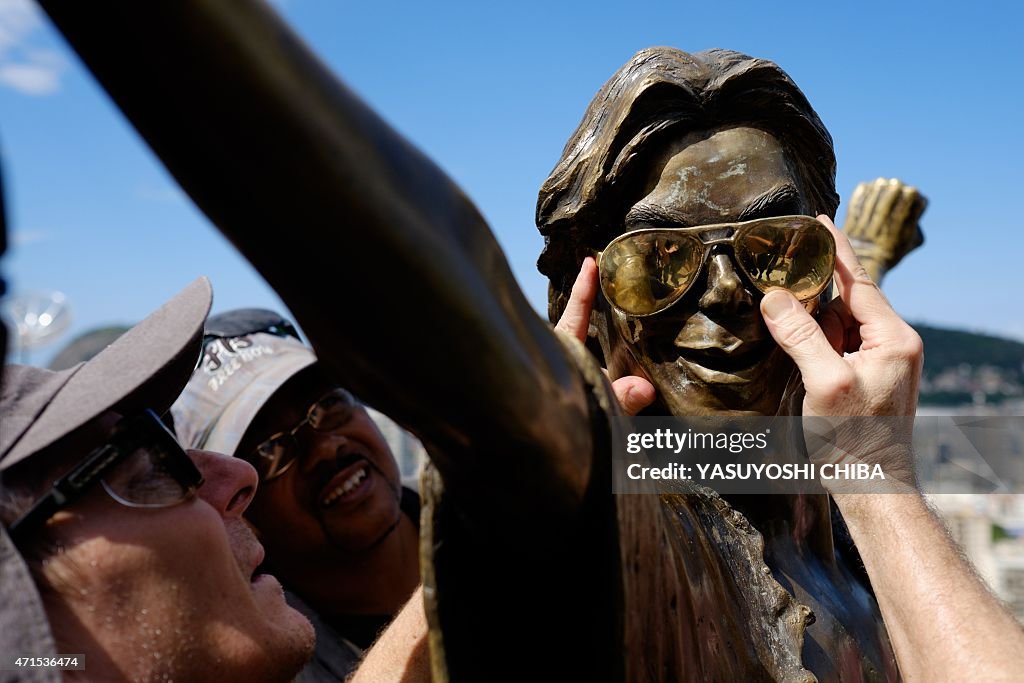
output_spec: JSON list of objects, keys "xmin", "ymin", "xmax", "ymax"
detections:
[
  {"xmin": 725, "ymin": 492, "xmax": 835, "ymax": 564},
  {"xmin": 723, "ymin": 416, "xmax": 836, "ymax": 563}
]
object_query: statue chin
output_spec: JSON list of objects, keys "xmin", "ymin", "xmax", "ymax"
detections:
[{"xmin": 601, "ymin": 305, "xmax": 802, "ymax": 417}]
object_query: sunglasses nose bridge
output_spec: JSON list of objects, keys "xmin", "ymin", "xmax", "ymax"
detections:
[
  {"xmin": 697, "ymin": 230, "xmax": 738, "ymax": 262},
  {"xmin": 705, "ymin": 239, "xmax": 734, "ymax": 257},
  {"xmin": 697, "ymin": 250, "xmax": 754, "ymax": 312},
  {"xmin": 695, "ymin": 236, "xmax": 741, "ymax": 280}
]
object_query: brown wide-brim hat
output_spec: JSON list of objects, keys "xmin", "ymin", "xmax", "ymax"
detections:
[{"xmin": 0, "ymin": 277, "xmax": 213, "ymax": 471}]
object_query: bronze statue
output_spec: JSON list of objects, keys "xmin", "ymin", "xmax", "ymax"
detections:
[
  {"xmin": 37, "ymin": 3, "xmax": 910, "ymax": 680},
  {"xmin": 533, "ymin": 48, "xmax": 899, "ymax": 681}
]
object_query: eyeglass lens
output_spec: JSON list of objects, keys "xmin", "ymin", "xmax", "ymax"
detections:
[
  {"xmin": 255, "ymin": 389, "xmax": 356, "ymax": 479},
  {"xmin": 101, "ymin": 439, "xmax": 195, "ymax": 508},
  {"xmin": 600, "ymin": 232, "xmax": 703, "ymax": 315},
  {"xmin": 733, "ymin": 222, "xmax": 834, "ymax": 299}
]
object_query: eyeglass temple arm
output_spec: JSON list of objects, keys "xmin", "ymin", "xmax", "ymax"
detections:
[
  {"xmin": 7, "ymin": 489, "xmax": 65, "ymax": 543},
  {"xmin": 6, "ymin": 437, "xmax": 114, "ymax": 540},
  {"xmin": 38, "ymin": 0, "xmax": 596, "ymax": 517}
]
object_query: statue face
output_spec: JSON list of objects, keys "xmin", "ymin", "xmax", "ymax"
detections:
[{"xmin": 604, "ymin": 126, "xmax": 815, "ymax": 416}]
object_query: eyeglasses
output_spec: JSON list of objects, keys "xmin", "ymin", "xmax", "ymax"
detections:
[
  {"xmin": 597, "ymin": 215, "xmax": 836, "ymax": 317},
  {"xmin": 252, "ymin": 388, "xmax": 358, "ymax": 481},
  {"xmin": 8, "ymin": 410, "xmax": 203, "ymax": 544}
]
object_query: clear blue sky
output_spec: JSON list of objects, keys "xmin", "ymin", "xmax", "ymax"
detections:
[{"xmin": 1, "ymin": 0, "xmax": 1021, "ymax": 365}]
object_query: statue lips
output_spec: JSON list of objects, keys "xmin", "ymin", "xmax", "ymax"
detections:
[{"xmin": 669, "ymin": 313, "xmax": 771, "ymax": 384}]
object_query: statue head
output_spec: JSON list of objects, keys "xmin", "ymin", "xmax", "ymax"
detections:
[{"xmin": 537, "ymin": 47, "xmax": 839, "ymax": 416}]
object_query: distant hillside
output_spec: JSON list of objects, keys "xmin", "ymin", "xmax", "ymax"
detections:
[
  {"xmin": 913, "ymin": 324, "xmax": 1024, "ymax": 376},
  {"xmin": 47, "ymin": 325, "xmax": 131, "ymax": 370},
  {"xmin": 911, "ymin": 323, "xmax": 1024, "ymax": 405}
]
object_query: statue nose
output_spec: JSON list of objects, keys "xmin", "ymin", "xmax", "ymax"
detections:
[{"xmin": 697, "ymin": 251, "xmax": 753, "ymax": 314}]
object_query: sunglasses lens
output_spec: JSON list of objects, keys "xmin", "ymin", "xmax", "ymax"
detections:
[
  {"xmin": 600, "ymin": 233, "xmax": 703, "ymax": 315},
  {"xmin": 102, "ymin": 441, "xmax": 195, "ymax": 507},
  {"xmin": 736, "ymin": 220, "xmax": 835, "ymax": 300},
  {"xmin": 307, "ymin": 388, "xmax": 356, "ymax": 432}
]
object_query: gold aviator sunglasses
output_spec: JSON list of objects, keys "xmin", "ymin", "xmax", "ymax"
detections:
[{"xmin": 597, "ymin": 215, "xmax": 836, "ymax": 317}]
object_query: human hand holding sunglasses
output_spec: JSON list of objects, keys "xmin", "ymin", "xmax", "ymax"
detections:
[{"xmin": 597, "ymin": 215, "xmax": 836, "ymax": 317}]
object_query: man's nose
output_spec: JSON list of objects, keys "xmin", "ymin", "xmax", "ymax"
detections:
[
  {"xmin": 697, "ymin": 251, "xmax": 754, "ymax": 314},
  {"xmin": 188, "ymin": 449, "xmax": 258, "ymax": 518}
]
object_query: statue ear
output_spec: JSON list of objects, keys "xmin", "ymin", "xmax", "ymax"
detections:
[
  {"xmin": 584, "ymin": 294, "xmax": 612, "ymax": 370},
  {"xmin": 546, "ymin": 281, "xmax": 569, "ymax": 327}
]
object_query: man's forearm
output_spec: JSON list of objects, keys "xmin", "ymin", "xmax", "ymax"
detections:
[
  {"xmin": 834, "ymin": 492, "xmax": 1024, "ymax": 680},
  {"xmin": 349, "ymin": 587, "xmax": 430, "ymax": 683}
]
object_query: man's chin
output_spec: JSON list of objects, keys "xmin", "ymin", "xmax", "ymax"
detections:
[
  {"xmin": 235, "ymin": 581, "xmax": 315, "ymax": 681},
  {"xmin": 322, "ymin": 506, "xmax": 404, "ymax": 554},
  {"xmin": 270, "ymin": 600, "xmax": 317, "ymax": 671},
  {"xmin": 252, "ymin": 572, "xmax": 299, "ymax": 618}
]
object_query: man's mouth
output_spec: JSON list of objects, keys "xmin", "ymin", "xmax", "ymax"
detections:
[
  {"xmin": 242, "ymin": 534, "xmax": 275, "ymax": 588},
  {"xmin": 318, "ymin": 455, "xmax": 373, "ymax": 509},
  {"xmin": 250, "ymin": 571, "xmax": 276, "ymax": 587}
]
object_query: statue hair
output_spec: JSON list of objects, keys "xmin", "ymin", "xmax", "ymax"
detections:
[{"xmin": 536, "ymin": 47, "xmax": 839, "ymax": 326}]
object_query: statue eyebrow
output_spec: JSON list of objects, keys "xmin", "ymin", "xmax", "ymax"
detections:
[
  {"xmin": 623, "ymin": 203, "xmax": 692, "ymax": 228},
  {"xmin": 739, "ymin": 184, "xmax": 802, "ymax": 220},
  {"xmin": 625, "ymin": 184, "xmax": 803, "ymax": 229}
]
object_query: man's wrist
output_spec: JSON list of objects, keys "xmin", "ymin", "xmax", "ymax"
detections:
[
  {"xmin": 809, "ymin": 441, "xmax": 919, "ymax": 498},
  {"xmin": 831, "ymin": 488, "xmax": 928, "ymax": 530}
]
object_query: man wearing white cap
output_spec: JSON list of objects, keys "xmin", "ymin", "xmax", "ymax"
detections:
[{"xmin": 172, "ymin": 309, "xmax": 420, "ymax": 681}]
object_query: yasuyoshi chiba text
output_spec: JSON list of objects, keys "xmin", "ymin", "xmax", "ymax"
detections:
[{"xmin": 626, "ymin": 462, "xmax": 886, "ymax": 481}]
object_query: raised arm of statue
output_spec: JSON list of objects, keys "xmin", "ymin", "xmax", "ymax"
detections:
[
  {"xmin": 39, "ymin": 6, "xmax": 629, "ymax": 679},
  {"xmin": 37, "ymin": 0, "xmax": 597, "ymax": 517}
]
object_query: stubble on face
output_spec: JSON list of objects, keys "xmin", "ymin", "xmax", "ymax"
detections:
[
  {"xmin": 245, "ymin": 397, "xmax": 405, "ymax": 563},
  {"xmin": 43, "ymin": 498, "xmax": 313, "ymax": 682},
  {"xmin": 316, "ymin": 450, "xmax": 404, "ymax": 553}
]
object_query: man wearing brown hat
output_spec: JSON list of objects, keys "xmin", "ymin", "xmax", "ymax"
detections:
[
  {"xmin": 0, "ymin": 279, "xmax": 315, "ymax": 682},
  {"xmin": 171, "ymin": 308, "xmax": 421, "ymax": 681}
]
